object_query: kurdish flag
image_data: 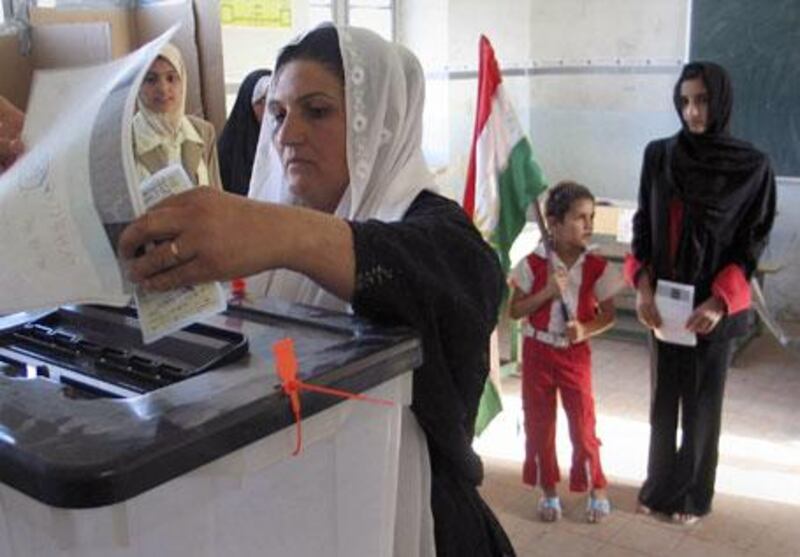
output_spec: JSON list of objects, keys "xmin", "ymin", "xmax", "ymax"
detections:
[
  {"xmin": 463, "ymin": 35, "xmax": 547, "ymax": 274},
  {"xmin": 464, "ymin": 36, "xmax": 547, "ymax": 436}
]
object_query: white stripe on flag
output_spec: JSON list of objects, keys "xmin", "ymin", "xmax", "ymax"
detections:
[{"xmin": 473, "ymin": 84, "xmax": 526, "ymax": 237}]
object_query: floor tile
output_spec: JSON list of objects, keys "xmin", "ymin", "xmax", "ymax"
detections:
[{"xmin": 477, "ymin": 326, "xmax": 800, "ymax": 557}]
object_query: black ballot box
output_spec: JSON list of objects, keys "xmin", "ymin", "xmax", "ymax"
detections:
[{"xmin": 0, "ymin": 300, "xmax": 421, "ymax": 557}]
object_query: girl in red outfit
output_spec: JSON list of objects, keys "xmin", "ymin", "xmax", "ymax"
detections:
[{"xmin": 509, "ymin": 181, "xmax": 623, "ymax": 523}]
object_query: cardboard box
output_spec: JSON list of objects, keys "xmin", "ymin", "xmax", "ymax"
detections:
[
  {"xmin": 0, "ymin": 33, "xmax": 33, "ymax": 110},
  {"xmin": 0, "ymin": 0, "xmax": 225, "ymax": 132}
]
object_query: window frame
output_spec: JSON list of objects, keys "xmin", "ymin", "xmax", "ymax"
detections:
[{"xmin": 313, "ymin": 0, "xmax": 396, "ymax": 41}]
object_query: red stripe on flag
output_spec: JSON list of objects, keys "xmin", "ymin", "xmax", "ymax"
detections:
[{"xmin": 463, "ymin": 35, "xmax": 503, "ymax": 218}]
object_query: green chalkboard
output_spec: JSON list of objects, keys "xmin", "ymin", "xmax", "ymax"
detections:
[{"xmin": 691, "ymin": 0, "xmax": 800, "ymax": 177}]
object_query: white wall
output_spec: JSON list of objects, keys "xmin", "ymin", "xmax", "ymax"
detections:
[
  {"xmin": 400, "ymin": 0, "xmax": 689, "ymax": 201},
  {"xmin": 397, "ymin": 0, "xmax": 451, "ymax": 189},
  {"xmin": 525, "ymin": 0, "xmax": 687, "ymax": 200},
  {"xmin": 765, "ymin": 179, "xmax": 800, "ymax": 320}
]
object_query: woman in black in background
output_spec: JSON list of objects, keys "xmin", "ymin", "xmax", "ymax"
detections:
[
  {"xmin": 626, "ymin": 61, "xmax": 776, "ymax": 524},
  {"xmin": 217, "ymin": 69, "xmax": 271, "ymax": 195}
]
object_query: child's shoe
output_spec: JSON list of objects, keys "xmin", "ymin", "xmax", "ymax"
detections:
[
  {"xmin": 537, "ymin": 496, "xmax": 562, "ymax": 522},
  {"xmin": 586, "ymin": 494, "xmax": 611, "ymax": 523}
]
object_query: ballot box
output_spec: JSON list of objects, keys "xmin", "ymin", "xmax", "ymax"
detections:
[{"xmin": 0, "ymin": 300, "xmax": 422, "ymax": 557}]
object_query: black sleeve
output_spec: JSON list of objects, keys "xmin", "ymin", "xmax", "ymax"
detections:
[
  {"xmin": 729, "ymin": 159, "xmax": 777, "ymax": 278},
  {"xmin": 348, "ymin": 191, "xmax": 505, "ymax": 482},
  {"xmin": 631, "ymin": 141, "xmax": 659, "ymax": 271}
]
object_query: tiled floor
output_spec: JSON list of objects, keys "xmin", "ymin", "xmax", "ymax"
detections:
[{"xmin": 475, "ymin": 323, "xmax": 800, "ymax": 556}]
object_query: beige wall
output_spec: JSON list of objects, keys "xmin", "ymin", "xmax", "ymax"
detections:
[
  {"xmin": 397, "ymin": 0, "xmax": 690, "ymax": 202},
  {"xmin": 29, "ymin": 6, "xmax": 136, "ymax": 58}
]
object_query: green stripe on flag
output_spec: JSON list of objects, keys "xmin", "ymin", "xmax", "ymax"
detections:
[
  {"xmin": 489, "ymin": 137, "xmax": 548, "ymax": 274},
  {"xmin": 475, "ymin": 139, "xmax": 546, "ymax": 437}
]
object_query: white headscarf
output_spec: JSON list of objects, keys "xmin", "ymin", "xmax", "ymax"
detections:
[
  {"xmin": 133, "ymin": 43, "xmax": 210, "ymax": 185},
  {"xmin": 248, "ymin": 25, "xmax": 438, "ymax": 311},
  {"xmin": 250, "ymin": 75, "xmax": 270, "ymax": 106},
  {"xmin": 134, "ymin": 43, "xmax": 187, "ymax": 140}
]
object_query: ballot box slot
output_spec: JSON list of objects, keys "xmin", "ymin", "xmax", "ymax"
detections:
[{"xmin": 0, "ymin": 306, "xmax": 248, "ymax": 398}]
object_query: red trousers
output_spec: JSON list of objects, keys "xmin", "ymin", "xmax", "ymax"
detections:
[{"xmin": 521, "ymin": 337, "xmax": 607, "ymax": 491}]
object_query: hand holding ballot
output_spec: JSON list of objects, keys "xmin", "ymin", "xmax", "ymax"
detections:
[
  {"xmin": 685, "ymin": 294, "xmax": 726, "ymax": 335},
  {"xmin": 134, "ymin": 165, "xmax": 226, "ymax": 343},
  {"xmin": 634, "ymin": 270, "xmax": 663, "ymax": 330},
  {"xmin": 118, "ymin": 186, "xmax": 291, "ymax": 291},
  {"xmin": 639, "ymin": 279, "xmax": 726, "ymax": 346}
]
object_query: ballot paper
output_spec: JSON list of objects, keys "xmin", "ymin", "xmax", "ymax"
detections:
[
  {"xmin": 654, "ymin": 280, "xmax": 697, "ymax": 347},
  {"xmin": 0, "ymin": 27, "xmax": 176, "ymax": 313},
  {"xmin": 134, "ymin": 165, "xmax": 226, "ymax": 343},
  {"xmin": 0, "ymin": 27, "xmax": 177, "ymax": 313}
]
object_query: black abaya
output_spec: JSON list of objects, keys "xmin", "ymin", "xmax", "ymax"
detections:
[
  {"xmin": 350, "ymin": 190, "xmax": 515, "ymax": 556},
  {"xmin": 217, "ymin": 69, "xmax": 270, "ymax": 195},
  {"xmin": 632, "ymin": 62, "xmax": 776, "ymax": 516}
]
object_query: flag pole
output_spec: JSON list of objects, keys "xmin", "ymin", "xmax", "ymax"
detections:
[{"xmin": 531, "ymin": 197, "xmax": 573, "ymax": 322}]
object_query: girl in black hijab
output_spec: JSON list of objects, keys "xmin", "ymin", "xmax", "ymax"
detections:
[
  {"xmin": 217, "ymin": 69, "xmax": 271, "ymax": 195},
  {"xmin": 626, "ymin": 62, "xmax": 776, "ymax": 523}
]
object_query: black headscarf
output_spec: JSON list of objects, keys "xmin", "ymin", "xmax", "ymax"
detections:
[
  {"xmin": 217, "ymin": 69, "xmax": 271, "ymax": 195},
  {"xmin": 667, "ymin": 61, "xmax": 775, "ymax": 285}
]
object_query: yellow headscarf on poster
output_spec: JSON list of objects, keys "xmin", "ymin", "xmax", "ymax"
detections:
[{"xmin": 220, "ymin": 0, "xmax": 292, "ymax": 28}]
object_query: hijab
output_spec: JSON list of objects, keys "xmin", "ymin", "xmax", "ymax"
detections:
[
  {"xmin": 135, "ymin": 43, "xmax": 187, "ymax": 141},
  {"xmin": 133, "ymin": 43, "xmax": 211, "ymax": 186},
  {"xmin": 251, "ymin": 75, "xmax": 270, "ymax": 106},
  {"xmin": 667, "ymin": 61, "xmax": 774, "ymax": 283},
  {"xmin": 218, "ymin": 69, "xmax": 271, "ymax": 195},
  {"xmin": 247, "ymin": 24, "xmax": 437, "ymax": 310},
  {"xmin": 671, "ymin": 62, "xmax": 766, "ymax": 209}
]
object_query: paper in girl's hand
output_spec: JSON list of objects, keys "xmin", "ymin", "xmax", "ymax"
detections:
[{"xmin": 654, "ymin": 279, "xmax": 697, "ymax": 347}]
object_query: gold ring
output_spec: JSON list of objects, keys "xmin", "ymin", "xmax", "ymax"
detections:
[{"xmin": 170, "ymin": 240, "xmax": 180, "ymax": 262}]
